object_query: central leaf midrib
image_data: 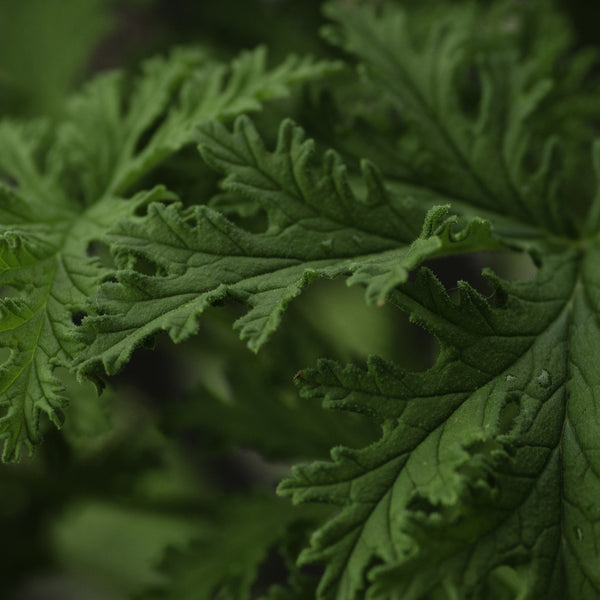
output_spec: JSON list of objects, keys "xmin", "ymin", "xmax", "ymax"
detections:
[
  {"xmin": 114, "ymin": 219, "xmax": 406, "ymax": 265},
  {"xmin": 558, "ymin": 259, "xmax": 600, "ymax": 594},
  {"xmin": 302, "ymin": 250, "xmax": 584, "ymax": 597}
]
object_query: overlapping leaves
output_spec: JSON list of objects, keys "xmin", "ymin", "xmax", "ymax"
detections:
[
  {"xmin": 320, "ymin": 0, "xmax": 585, "ymax": 237},
  {"xmin": 0, "ymin": 45, "xmax": 334, "ymax": 460},
  {"xmin": 280, "ymin": 248, "xmax": 600, "ymax": 598},
  {"xmin": 3, "ymin": 0, "xmax": 600, "ymax": 598},
  {"xmin": 274, "ymin": 2, "xmax": 600, "ymax": 599},
  {"xmin": 73, "ymin": 2, "xmax": 600, "ymax": 597},
  {"xmin": 77, "ymin": 116, "xmax": 498, "ymax": 378}
]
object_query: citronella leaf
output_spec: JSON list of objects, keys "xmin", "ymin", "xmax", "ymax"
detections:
[
  {"xmin": 322, "ymin": 1, "xmax": 573, "ymax": 237},
  {"xmin": 0, "ymin": 46, "xmax": 331, "ymax": 460},
  {"xmin": 139, "ymin": 493, "xmax": 329, "ymax": 600},
  {"xmin": 76, "ymin": 116, "xmax": 501, "ymax": 378},
  {"xmin": 269, "ymin": 4, "xmax": 600, "ymax": 598},
  {"xmin": 50, "ymin": 46, "xmax": 338, "ymax": 201},
  {"xmin": 278, "ymin": 248, "xmax": 599, "ymax": 599},
  {"xmin": 0, "ymin": 175, "xmax": 168, "ymax": 461}
]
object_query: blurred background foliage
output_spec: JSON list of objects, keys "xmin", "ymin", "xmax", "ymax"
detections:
[{"xmin": 0, "ymin": 0, "xmax": 597, "ymax": 598}]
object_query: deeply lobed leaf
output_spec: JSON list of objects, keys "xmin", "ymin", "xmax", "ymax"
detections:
[
  {"xmin": 279, "ymin": 250, "xmax": 592, "ymax": 598},
  {"xmin": 275, "ymin": 2, "xmax": 600, "ymax": 599},
  {"xmin": 77, "ymin": 116, "xmax": 500, "ymax": 380},
  {"xmin": 0, "ymin": 46, "xmax": 332, "ymax": 460},
  {"xmin": 321, "ymin": 0, "xmax": 585, "ymax": 237}
]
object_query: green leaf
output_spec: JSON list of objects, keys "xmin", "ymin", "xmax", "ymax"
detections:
[
  {"xmin": 321, "ymin": 1, "xmax": 577, "ymax": 237},
  {"xmin": 139, "ymin": 493, "xmax": 329, "ymax": 600},
  {"xmin": 51, "ymin": 500, "xmax": 202, "ymax": 597},
  {"xmin": 76, "ymin": 116, "xmax": 501, "ymax": 378},
  {"xmin": 0, "ymin": 46, "xmax": 330, "ymax": 461},
  {"xmin": 0, "ymin": 175, "xmax": 167, "ymax": 461},
  {"xmin": 50, "ymin": 46, "xmax": 338, "ymax": 201},
  {"xmin": 272, "ymin": 3, "xmax": 600, "ymax": 599},
  {"xmin": 278, "ymin": 248, "xmax": 599, "ymax": 599}
]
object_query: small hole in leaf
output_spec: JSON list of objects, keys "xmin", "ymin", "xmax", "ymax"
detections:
[
  {"xmin": 184, "ymin": 215, "xmax": 199, "ymax": 229},
  {"xmin": 406, "ymin": 494, "xmax": 438, "ymax": 516},
  {"xmin": 498, "ymin": 393, "xmax": 521, "ymax": 434},
  {"xmin": 466, "ymin": 438, "xmax": 504, "ymax": 456},
  {"xmin": 485, "ymin": 473, "xmax": 497, "ymax": 490},
  {"xmin": 86, "ymin": 240, "xmax": 115, "ymax": 269},
  {"xmin": 129, "ymin": 254, "xmax": 166, "ymax": 277},
  {"xmin": 71, "ymin": 312, "xmax": 87, "ymax": 327}
]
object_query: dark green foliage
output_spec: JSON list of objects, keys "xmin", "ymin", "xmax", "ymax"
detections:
[{"xmin": 2, "ymin": 1, "xmax": 600, "ymax": 599}]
